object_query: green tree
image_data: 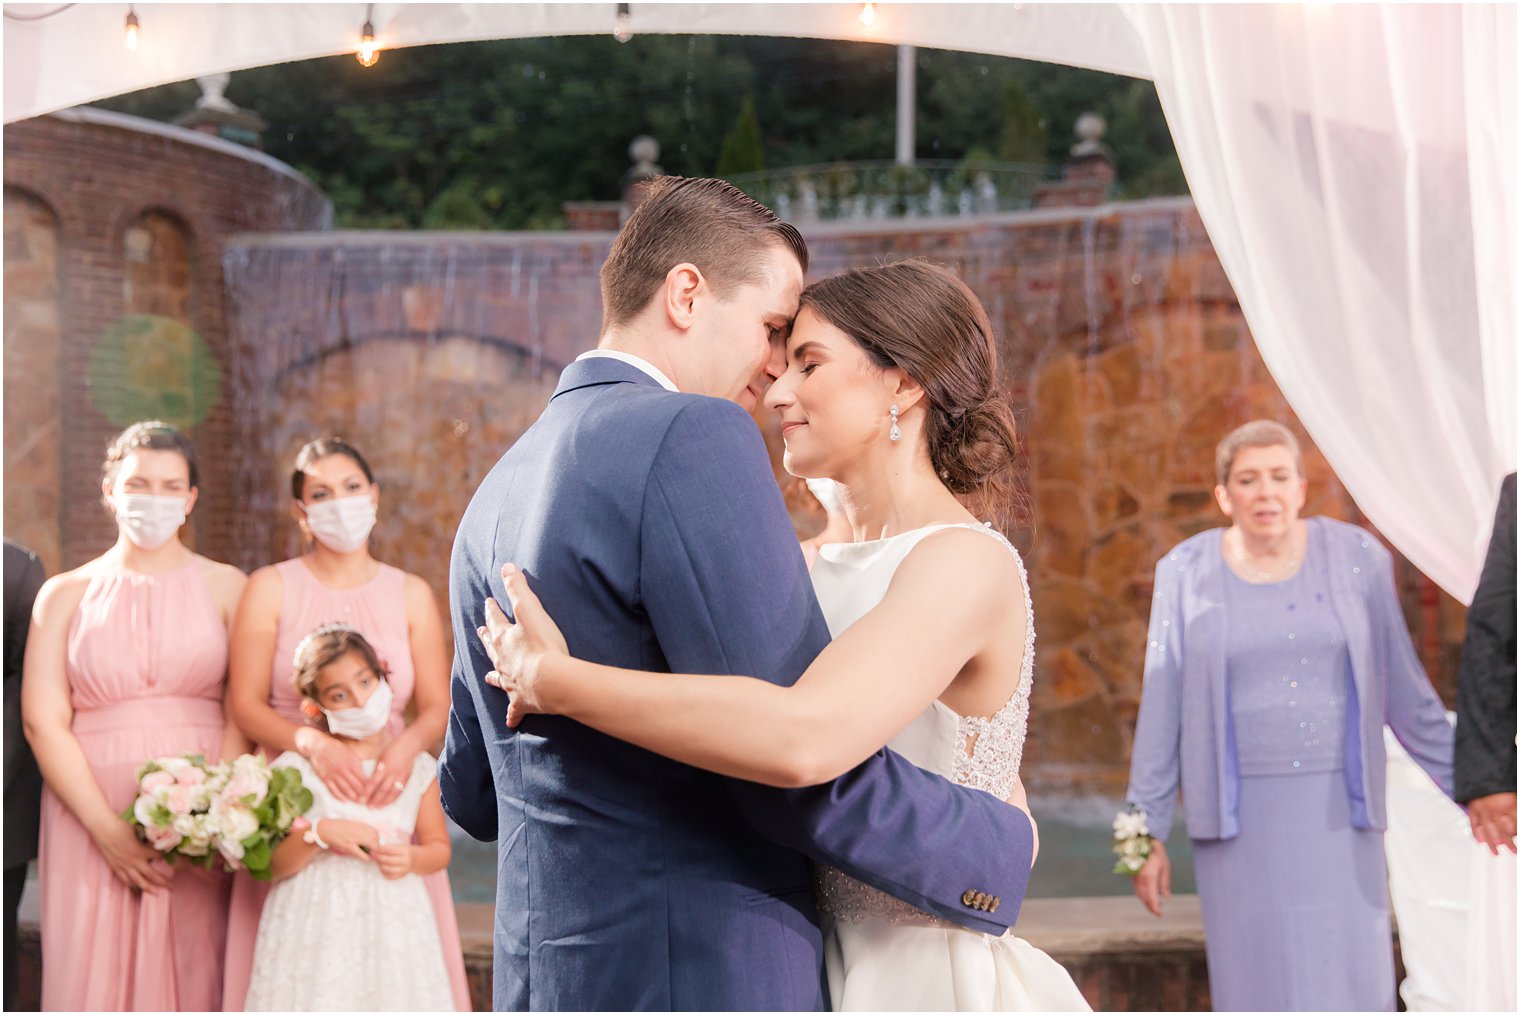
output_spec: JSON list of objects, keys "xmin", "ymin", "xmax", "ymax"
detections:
[
  {"xmin": 96, "ymin": 35, "xmax": 1189, "ymax": 226},
  {"xmin": 997, "ymin": 80, "xmax": 1047, "ymax": 165},
  {"xmin": 716, "ymin": 96, "xmax": 765, "ymax": 176},
  {"xmin": 423, "ymin": 181, "xmax": 495, "ymax": 230}
]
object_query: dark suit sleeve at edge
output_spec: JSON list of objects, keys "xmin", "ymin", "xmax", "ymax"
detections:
[
  {"xmin": 1455, "ymin": 473, "xmax": 1518, "ymax": 802},
  {"xmin": 638, "ymin": 399, "xmax": 1033, "ymax": 933},
  {"xmin": 4, "ymin": 547, "xmax": 45, "ymax": 797},
  {"xmin": 440, "ymin": 540, "xmax": 502, "ymax": 841}
]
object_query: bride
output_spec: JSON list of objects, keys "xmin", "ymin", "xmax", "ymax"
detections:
[{"xmin": 481, "ymin": 259, "xmax": 1089, "ymax": 1012}]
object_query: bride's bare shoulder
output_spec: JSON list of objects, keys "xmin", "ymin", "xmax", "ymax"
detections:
[{"xmin": 889, "ymin": 525, "xmax": 1026, "ymax": 605}]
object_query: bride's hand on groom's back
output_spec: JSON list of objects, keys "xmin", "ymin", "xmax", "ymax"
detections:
[
  {"xmin": 480, "ymin": 563, "xmax": 569, "ymax": 728},
  {"xmin": 1005, "ymin": 777, "xmax": 1038, "ymax": 867}
]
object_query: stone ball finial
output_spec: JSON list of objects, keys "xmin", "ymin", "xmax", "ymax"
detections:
[
  {"xmin": 623, "ymin": 135, "xmax": 665, "ymax": 200},
  {"xmin": 174, "ymin": 71, "xmax": 265, "ymax": 148},
  {"xmin": 629, "ymin": 135, "xmax": 660, "ymax": 166},
  {"xmin": 195, "ymin": 73, "xmax": 238, "ymax": 112},
  {"xmin": 1070, "ymin": 112, "xmax": 1112, "ymax": 160}
]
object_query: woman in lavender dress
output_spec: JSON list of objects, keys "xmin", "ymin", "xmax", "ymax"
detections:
[{"xmin": 1123, "ymin": 420, "xmax": 1455, "ymax": 1011}]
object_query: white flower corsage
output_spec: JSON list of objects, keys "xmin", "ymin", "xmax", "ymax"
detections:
[{"xmin": 1111, "ymin": 804, "xmax": 1154, "ymax": 876}]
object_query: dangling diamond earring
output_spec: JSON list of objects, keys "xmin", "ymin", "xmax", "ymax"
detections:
[{"xmin": 889, "ymin": 404, "xmax": 902, "ymax": 442}]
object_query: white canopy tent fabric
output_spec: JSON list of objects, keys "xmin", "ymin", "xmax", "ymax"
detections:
[
  {"xmin": 1129, "ymin": 3, "xmax": 1516, "ymax": 604},
  {"xmin": 2, "ymin": 2, "xmax": 1514, "ymax": 601},
  {"xmin": 0, "ymin": 3, "xmax": 1151, "ymax": 122}
]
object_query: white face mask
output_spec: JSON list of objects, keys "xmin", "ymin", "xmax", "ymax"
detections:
[
  {"xmin": 113, "ymin": 493, "xmax": 188, "ymax": 550},
  {"xmin": 805, "ymin": 477, "xmax": 841, "ymax": 514},
  {"xmin": 322, "ymin": 678, "xmax": 393, "ymax": 740},
  {"xmin": 303, "ymin": 496, "xmax": 377, "ymax": 554}
]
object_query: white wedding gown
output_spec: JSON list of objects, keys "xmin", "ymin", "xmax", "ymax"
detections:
[
  {"xmin": 244, "ymin": 752, "xmax": 458, "ymax": 1012},
  {"xmin": 811, "ymin": 522, "xmax": 1091, "ymax": 1012}
]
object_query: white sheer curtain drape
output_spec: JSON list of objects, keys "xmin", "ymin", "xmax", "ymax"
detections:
[{"xmin": 1128, "ymin": 3, "xmax": 1516, "ymax": 603}]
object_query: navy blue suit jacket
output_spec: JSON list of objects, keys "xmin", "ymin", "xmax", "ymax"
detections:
[{"xmin": 441, "ymin": 358, "xmax": 1034, "ymax": 1011}]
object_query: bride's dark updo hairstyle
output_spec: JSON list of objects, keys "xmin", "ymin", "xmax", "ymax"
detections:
[{"xmin": 798, "ymin": 258, "xmax": 1028, "ymax": 528}]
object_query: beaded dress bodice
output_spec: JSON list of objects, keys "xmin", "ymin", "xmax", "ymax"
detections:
[{"xmin": 810, "ymin": 522, "xmax": 1035, "ymax": 926}]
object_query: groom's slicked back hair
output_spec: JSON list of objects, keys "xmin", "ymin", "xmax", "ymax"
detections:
[{"xmin": 599, "ymin": 176, "xmax": 809, "ymax": 329}]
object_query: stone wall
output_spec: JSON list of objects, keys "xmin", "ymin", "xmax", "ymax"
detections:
[
  {"xmin": 1, "ymin": 109, "xmax": 331, "ymax": 575},
  {"xmin": 1, "ymin": 117, "xmax": 1463, "ymax": 788},
  {"xmin": 13, "ymin": 892, "xmax": 1414, "ymax": 1012},
  {"xmin": 219, "ymin": 233, "xmax": 596, "ymax": 578},
  {"xmin": 799, "ymin": 206, "xmax": 1464, "ymax": 789},
  {"xmin": 219, "ymin": 203, "xmax": 1466, "ymax": 791}
]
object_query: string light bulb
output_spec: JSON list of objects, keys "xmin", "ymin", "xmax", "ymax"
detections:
[
  {"xmin": 859, "ymin": 3, "xmax": 877, "ymax": 27},
  {"xmin": 123, "ymin": 5, "xmax": 140, "ymax": 50},
  {"xmin": 613, "ymin": 3, "xmax": 632, "ymax": 43},
  {"xmin": 356, "ymin": 5, "xmax": 379, "ymax": 67}
]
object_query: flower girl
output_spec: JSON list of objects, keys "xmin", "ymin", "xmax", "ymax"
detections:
[{"xmin": 244, "ymin": 624, "xmax": 458, "ymax": 1011}]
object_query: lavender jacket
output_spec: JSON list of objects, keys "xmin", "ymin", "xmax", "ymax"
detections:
[{"xmin": 1125, "ymin": 516, "xmax": 1454, "ymax": 842}]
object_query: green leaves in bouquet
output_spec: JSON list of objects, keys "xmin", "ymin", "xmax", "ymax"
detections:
[
  {"xmin": 259, "ymin": 765, "xmax": 316, "ymax": 832},
  {"xmin": 241, "ymin": 765, "xmax": 315, "ymax": 881},
  {"xmin": 240, "ymin": 838, "xmax": 273, "ymax": 879}
]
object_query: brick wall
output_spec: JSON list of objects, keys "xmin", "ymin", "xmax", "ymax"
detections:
[
  {"xmin": 3, "ymin": 189, "xmax": 63, "ymax": 569},
  {"xmin": 2, "ymin": 108, "xmax": 331, "ymax": 574},
  {"xmin": 219, "ymin": 233, "xmax": 597, "ymax": 586},
  {"xmin": 218, "ymin": 206, "xmax": 1465, "ymax": 792},
  {"xmin": 12, "ymin": 898, "xmax": 1415, "ymax": 1013},
  {"xmin": 1, "ymin": 121, "xmax": 1463, "ymax": 790},
  {"xmin": 793, "ymin": 205, "xmax": 1467, "ymax": 788}
]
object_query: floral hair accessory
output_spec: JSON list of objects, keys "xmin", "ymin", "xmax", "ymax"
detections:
[
  {"xmin": 1111, "ymin": 804, "xmax": 1154, "ymax": 876},
  {"xmin": 291, "ymin": 621, "xmax": 363, "ymax": 669}
]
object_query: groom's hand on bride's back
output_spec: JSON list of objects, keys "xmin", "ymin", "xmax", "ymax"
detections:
[{"xmin": 1005, "ymin": 777, "xmax": 1038, "ymax": 866}]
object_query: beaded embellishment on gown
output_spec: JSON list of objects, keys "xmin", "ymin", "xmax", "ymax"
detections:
[
  {"xmin": 808, "ymin": 523, "xmax": 1089, "ymax": 1011},
  {"xmin": 950, "ymin": 526, "xmax": 1034, "ymax": 801}
]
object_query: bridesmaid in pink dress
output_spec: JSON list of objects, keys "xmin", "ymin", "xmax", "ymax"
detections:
[
  {"xmin": 224, "ymin": 437, "xmax": 470, "ymax": 1011},
  {"xmin": 21, "ymin": 422, "xmax": 249, "ymax": 1011}
]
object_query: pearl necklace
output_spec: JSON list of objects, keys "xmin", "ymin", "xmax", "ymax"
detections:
[{"xmin": 1231, "ymin": 527, "xmax": 1304, "ymax": 584}]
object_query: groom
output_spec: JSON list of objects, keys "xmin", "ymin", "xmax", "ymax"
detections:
[{"xmin": 441, "ymin": 176, "xmax": 1035, "ymax": 1011}]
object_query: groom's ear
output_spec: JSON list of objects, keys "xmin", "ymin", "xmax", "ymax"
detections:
[{"xmin": 662, "ymin": 263, "xmax": 705, "ymax": 332}]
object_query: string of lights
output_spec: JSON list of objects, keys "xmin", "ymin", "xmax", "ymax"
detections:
[
  {"xmin": 357, "ymin": 4, "xmax": 379, "ymax": 66},
  {"xmin": 4, "ymin": 4, "xmax": 893, "ymax": 70}
]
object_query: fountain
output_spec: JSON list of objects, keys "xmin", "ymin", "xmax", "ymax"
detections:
[
  {"xmin": 3, "ymin": 104, "xmax": 1466, "ymax": 1011},
  {"xmin": 5, "ymin": 103, "xmax": 1466, "ymax": 821}
]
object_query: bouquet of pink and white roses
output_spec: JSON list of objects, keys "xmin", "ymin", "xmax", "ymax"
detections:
[{"xmin": 123, "ymin": 753, "xmax": 313, "ymax": 880}]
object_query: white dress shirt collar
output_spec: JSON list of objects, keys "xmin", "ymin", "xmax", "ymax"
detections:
[{"xmin": 575, "ymin": 349, "xmax": 679, "ymax": 393}]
